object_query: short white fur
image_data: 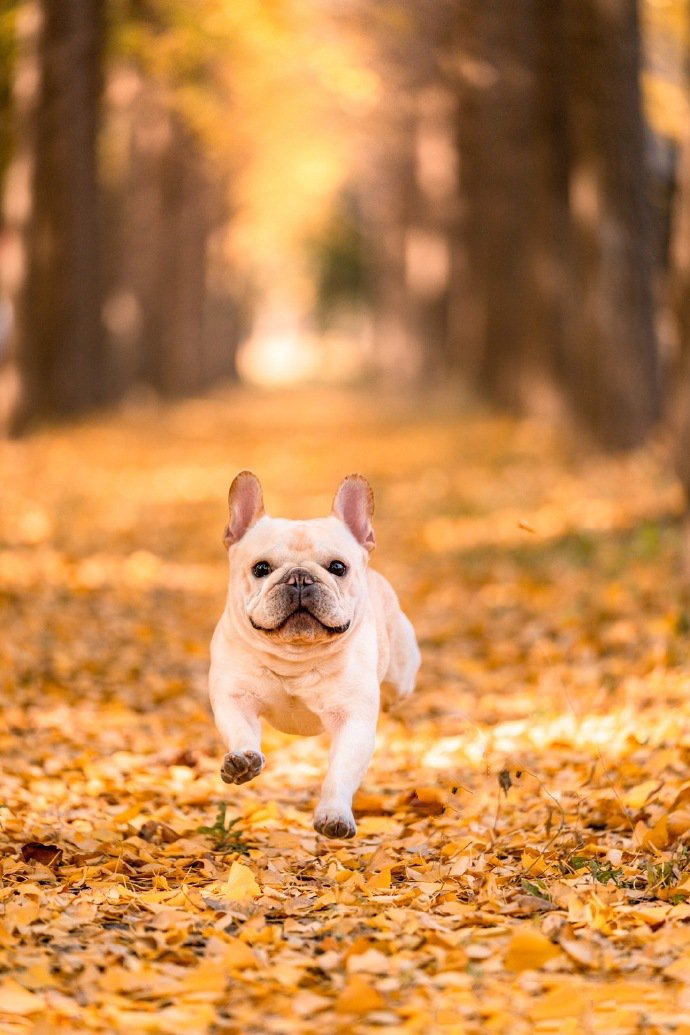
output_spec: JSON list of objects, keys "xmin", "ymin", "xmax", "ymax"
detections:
[{"xmin": 209, "ymin": 471, "xmax": 421, "ymax": 839}]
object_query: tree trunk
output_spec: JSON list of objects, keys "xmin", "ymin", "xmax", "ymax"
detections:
[
  {"xmin": 404, "ymin": 85, "xmax": 458, "ymax": 380},
  {"xmin": 12, "ymin": 0, "xmax": 104, "ymax": 430},
  {"xmin": 356, "ymin": 1, "xmax": 458, "ymax": 384},
  {"xmin": 359, "ymin": 106, "xmax": 421, "ymax": 381},
  {"xmin": 111, "ymin": 80, "xmax": 213, "ymax": 398},
  {"xmin": 669, "ymin": 129, "xmax": 690, "ymax": 505},
  {"xmin": 443, "ymin": 0, "xmax": 565, "ymax": 413},
  {"xmin": 455, "ymin": 0, "xmax": 540, "ymax": 407},
  {"xmin": 153, "ymin": 115, "xmax": 209, "ymax": 395},
  {"xmin": 558, "ymin": 0, "xmax": 660, "ymax": 449}
]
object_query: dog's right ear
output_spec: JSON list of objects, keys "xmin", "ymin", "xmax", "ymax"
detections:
[
  {"xmin": 223, "ymin": 471, "xmax": 265, "ymax": 547},
  {"xmin": 332, "ymin": 473, "xmax": 375, "ymax": 552}
]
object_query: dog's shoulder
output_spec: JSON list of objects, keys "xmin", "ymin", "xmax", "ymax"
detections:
[
  {"xmin": 366, "ymin": 567, "xmax": 406, "ymax": 646},
  {"xmin": 366, "ymin": 567, "xmax": 399, "ymax": 613}
]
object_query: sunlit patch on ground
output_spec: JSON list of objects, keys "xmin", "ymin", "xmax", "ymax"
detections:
[{"xmin": 2, "ymin": 388, "xmax": 690, "ymax": 1033}]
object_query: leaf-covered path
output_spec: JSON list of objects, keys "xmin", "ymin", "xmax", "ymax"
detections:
[{"xmin": 2, "ymin": 388, "xmax": 690, "ymax": 1034}]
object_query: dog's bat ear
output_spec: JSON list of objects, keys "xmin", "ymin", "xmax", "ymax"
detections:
[
  {"xmin": 224, "ymin": 471, "xmax": 265, "ymax": 547},
  {"xmin": 332, "ymin": 474, "xmax": 375, "ymax": 552}
]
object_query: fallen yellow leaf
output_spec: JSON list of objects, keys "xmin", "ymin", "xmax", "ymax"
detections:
[
  {"xmin": 347, "ymin": 948, "xmax": 391, "ymax": 974},
  {"xmin": 634, "ymin": 815, "xmax": 669, "ymax": 849},
  {"xmin": 504, "ymin": 928, "xmax": 560, "ymax": 971},
  {"xmin": 668, "ymin": 810, "xmax": 690, "ymax": 838},
  {"xmin": 631, "ymin": 904, "xmax": 671, "ymax": 927},
  {"xmin": 4, "ymin": 899, "xmax": 40, "ymax": 932},
  {"xmin": 623, "ymin": 780, "xmax": 663, "ymax": 810},
  {"xmin": 0, "ymin": 977, "xmax": 45, "ymax": 1015},
  {"xmin": 560, "ymin": 934, "xmax": 597, "ymax": 968},
  {"xmin": 530, "ymin": 983, "xmax": 587, "ymax": 1021},
  {"xmin": 365, "ymin": 867, "xmax": 392, "ymax": 892},
  {"xmin": 664, "ymin": 955, "xmax": 690, "ymax": 982},
  {"xmin": 335, "ymin": 975, "xmax": 384, "ymax": 1014},
  {"xmin": 223, "ymin": 860, "xmax": 261, "ymax": 901},
  {"xmin": 220, "ymin": 936, "xmax": 259, "ymax": 968}
]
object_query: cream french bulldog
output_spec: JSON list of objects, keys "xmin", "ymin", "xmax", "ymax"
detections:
[{"xmin": 209, "ymin": 471, "xmax": 420, "ymax": 839}]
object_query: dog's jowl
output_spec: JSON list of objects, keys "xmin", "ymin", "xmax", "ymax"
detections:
[{"xmin": 209, "ymin": 471, "xmax": 421, "ymax": 838}]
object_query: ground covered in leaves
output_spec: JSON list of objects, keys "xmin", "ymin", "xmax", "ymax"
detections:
[{"xmin": 3, "ymin": 388, "xmax": 690, "ymax": 1034}]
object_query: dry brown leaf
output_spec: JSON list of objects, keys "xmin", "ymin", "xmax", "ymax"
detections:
[{"xmin": 19, "ymin": 842, "xmax": 63, "ymax": 866}]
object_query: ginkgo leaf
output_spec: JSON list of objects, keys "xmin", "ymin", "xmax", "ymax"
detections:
[
  {"xmin": 531, "ymin": 984, "xmax": 588, "ymax": 1021},
  {"xmin": 223, "ymin": 861, "xmax": 261, "ymax": 902},
  {"xmin": 623, "ymin": 780, "xmax": 663, "ymax": 811},
  {"xmin": 219, "ymin": 937, "xmax": 259, "ymax": 969},
  {"xmin": 346, "ymin": 948, "xmax": 391, "ymax": 974},
  {"xmin": 365, "ymin": 867, "xmax": 392, "ymax": 892},
  {"xmin": 664, "ymin": 955, "xmax": 690, "ymax": 982},
  {"xmin": 0, "ymin": 978, "xmax": 44, "ymax": 1015},
  {"xmin": 335, "ymin": 975, "xmax": 385, "ymax": 1014},
  {"xmin": 504, "ymin": 929, "xmax": 561, "ymax": 971}
]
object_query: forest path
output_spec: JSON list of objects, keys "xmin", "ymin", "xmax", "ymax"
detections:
[{"xmin": 1, "ymin": 387, "xmax": 690, "ymax": 1034}]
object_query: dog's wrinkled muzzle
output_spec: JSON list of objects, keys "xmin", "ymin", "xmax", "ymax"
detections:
[{"xmin": 249, "ymin": 568, "xmax": 350, "ymax": 636}]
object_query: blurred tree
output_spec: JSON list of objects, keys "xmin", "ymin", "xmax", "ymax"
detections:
[
  {"xmin": 350, "ymin": 0, "xmax": 661, "ymax": 446},
  {"xmin": 5, "ymin": 0, "xmax": 351, "ymax": 422},
  {"xmin": 102, "ymin": 76, "xmax": 217, "ymax": 397},
  {"xmin": 669, "ymin": 131, "xmax": 690, "ymax": 504},
  {"xmin": 449, "ymin": 0, "xmax": 551, "ymax": 408},
  {"xmin": 653, "ymin": 0, "xmax": 690, "ymax": 506},
  {"xmin": 352, "ymin": 1, "xmax": 458, "ymax": 381},
  {"xmin": 557, "ymin": 0, "xmax": 661, "ymax": 449},
  {"xmin": 357, "ymin": 95, "xmax": 418, "ymax": 379},
  {"xmin": 103, "ymin": 0, "xmax": 244, "ymax": 398},
  {"xmin": 311, "ymin": 199, "xmax": 368, "ymax": 330},
  {"xmin": 101, "ymin": 0, "xmax": 360, "ymax": 396},
  {"xmin": 0, "ymin": 0, "xmax": 675, "ymax": 441},
  {"xmin": 0, "ymin": 3, "xmax": 19, "ymax": 195},
  {"xmin": 11, "ymin": 0, "xmax": 104, "ymax": 430}
]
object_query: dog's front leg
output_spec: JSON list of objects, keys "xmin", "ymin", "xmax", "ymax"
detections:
[
  {"xmin": 314, "ymin": 705, "xmax": 377, "ymax": 839},
  {"xmin": 211, "ymin": 689, "xmax": 264, "ymax": 786}
]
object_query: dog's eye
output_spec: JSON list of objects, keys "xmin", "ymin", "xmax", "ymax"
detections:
[
  {"xmin": 327, "ymin": 560, "xmax": 347, "ymax": 577},
  {"xmin": 252, "ymin": 561, "xmax": 272, "ymax": 578}
]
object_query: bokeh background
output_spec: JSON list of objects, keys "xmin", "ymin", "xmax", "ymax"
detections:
[
  {"xmin": 0, "ymin": 0, "xmax": 689, "ymax": 477},
  {"xmin": 6, "ymin": 7, "xmax": 690, "ymax": 1030}
]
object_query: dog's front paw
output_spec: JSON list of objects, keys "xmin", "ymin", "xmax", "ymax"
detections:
[
  {"xmin": 314, "ymin": 805, "xmax": 357, "ymax": 839},
  {"xmin": 220, "ymin": 750, "xmax": 265, "ymax": 785}
]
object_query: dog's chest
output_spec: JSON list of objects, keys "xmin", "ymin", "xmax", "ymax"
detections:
[{"xmin": 258, "ymin": 668, "xmax": 328, "ymax": 736}]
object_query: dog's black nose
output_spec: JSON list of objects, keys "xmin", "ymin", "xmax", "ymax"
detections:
[{"xmin": 285, "ymin": 568, "xmax": 315, "ymax": 588}]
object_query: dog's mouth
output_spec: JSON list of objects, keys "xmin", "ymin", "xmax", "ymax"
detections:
[{"xmin": 249, "ymin": 606, "xmax": 350, "ymax": 636}]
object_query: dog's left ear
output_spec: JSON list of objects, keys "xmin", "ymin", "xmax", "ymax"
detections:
[
  {"xmin": 224, "ymin": 471, "xmax": 265, "ymax": 547},
  {"xmin": 332, "ymin": 474, "xmax": 375, "ymax": 552}
]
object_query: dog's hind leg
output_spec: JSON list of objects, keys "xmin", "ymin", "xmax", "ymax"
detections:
[{"xmin": 383, "ymin": 610, "xmax": 421, "ymax": 704}]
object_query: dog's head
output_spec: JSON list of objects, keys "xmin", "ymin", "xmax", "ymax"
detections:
[{"xmin": 223, "ymin": 472, "xmax": 375, "ymax": 647}]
